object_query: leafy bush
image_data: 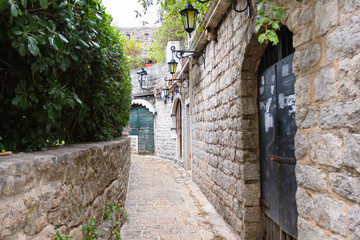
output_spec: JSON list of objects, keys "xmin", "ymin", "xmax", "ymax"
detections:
[{"xmin": 0, "ymin": 0, "xmax": 132, "ymax": 152}]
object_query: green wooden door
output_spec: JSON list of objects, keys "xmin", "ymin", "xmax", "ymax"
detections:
[{"xmin": 128, "ymin": 105, "xmax": 155, "ymax": 153}]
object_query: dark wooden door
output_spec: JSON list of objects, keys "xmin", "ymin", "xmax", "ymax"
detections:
[
  {"xmin": 129, "ymin": 105, "xmax": 154, "ymax": 154},
  {"xmin": 258, "ymin": 27, "xmax": 297, "ymax": 240},
  {"xmin": 176, "ymin": 101, "xmax": 182, "ymax": 160}
]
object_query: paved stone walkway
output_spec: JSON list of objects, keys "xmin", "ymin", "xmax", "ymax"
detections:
[{"xmin": 121, "ymin": 155, "xmax": 239, "ymax": 240}]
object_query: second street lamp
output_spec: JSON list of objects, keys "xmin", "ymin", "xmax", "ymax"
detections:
[
  {"xmin": 163, "ymin": 85, "xmax": 170, "ymax": 99},
  {"xmin": 168, "ymin": 58, "xmax": 178, "ymax": 75}
]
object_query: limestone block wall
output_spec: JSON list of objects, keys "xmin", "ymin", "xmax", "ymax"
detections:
[
  {"xmin": 154, "ymin": 99, "xmax": 177, "ymax": 160},
  {"xmin": 131, "ymin": 62, "xmax": 167, "ymax": 97},
  {"xmin": 0, "ymin": 138, "xmax": 131, "ymax": 240},
  {"xmin": 189, "ymin": 0, "xmax": 360, "ymax": 239},
  {"xmin": 292, "ymin": 1, "xmax": 360, "ymax": 239}
]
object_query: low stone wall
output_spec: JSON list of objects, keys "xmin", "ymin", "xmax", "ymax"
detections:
[{"xmin": 0, "ymin": 137, "xmax": 131, "ymax": 240}]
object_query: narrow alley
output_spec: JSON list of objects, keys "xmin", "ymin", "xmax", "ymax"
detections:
[{"xmin": 121, "ymin": 155, "xmax": 239, "ymax": 240}]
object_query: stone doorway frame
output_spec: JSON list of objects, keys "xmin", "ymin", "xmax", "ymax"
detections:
[
  {"xmin": 171, "ymin": 95, "xmax": 184, "ymax": 162},
  {"xmin": 236, "ymin": 24, "xmax": 298, "ymax": 239}
]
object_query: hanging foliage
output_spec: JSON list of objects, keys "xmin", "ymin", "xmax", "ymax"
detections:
[
  {"xmin": 138, "ymin": 0, "xmax": 302, "ymax": 47},
  {"xmin": 0, "ymin": 0, "xmax": 132, "ymax": 152},
  {"xmin": 136, "ymin": 0, "xmax": 211, "ymax": 62}
]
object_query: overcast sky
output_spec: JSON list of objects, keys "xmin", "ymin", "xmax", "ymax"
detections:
[{"xmin": 102, "ymin": 0, "xmax": 159, "ymax": 28}]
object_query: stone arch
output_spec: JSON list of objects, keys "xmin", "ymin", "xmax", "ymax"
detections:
[
  {"xmin": 170, "ymin": 95, "xmax": 184, "ymax": 161},
  {"xmin": 236, "ymin": 25, "xmax": 297, "ymax": 239},
  {"xmin": 131, "ymin": 99, "xmax": 156, "ymax": 115}
]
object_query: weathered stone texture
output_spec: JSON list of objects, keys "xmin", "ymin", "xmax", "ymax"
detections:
[
  {"xmin": 298, "ymin": 217, "xmax": 326, "ymax": 240},
  {"xmin": 293, "ymin": 44, "xmax": 321, "ymax": 72},
  {"xmin": 295, "ymin": 133, "xmax": 308, "ymax": 159},
  {"xmin": 314, "ymin": 65, "xmax": 336, "ymax": 102},
  {"xmin": 349, "ymin": 205, "xmax": 360, "ymax": 240},
  {"xmin": 345, "ymin": 0, "xmax": 360, "ymax": 12},
  {"xmin": 296, "ymin": 107, "xmax": 319, "ymax": 128},
  {"xmin": 296, "ymin": 188, "xmax": 314, "ymax": 219},
  {"xmin": 344, "ymin": 134, "xmax": 360, "ymax": 173},
  {"xmin": 314, "ymin": 195, "xmax": 347, "ymax": 236},
  {"xmin": 326, "ymin": 15, "xmax": 360, "ymax": 62},
  {"xmin": 338, "ymin": 54, "xmax": 360, "ymax": 101},
  {"xmin": 294, "ymin": 75, "xmax": 310, "ymax": 106},
  {"xmin": 315, "ymin": 0, "xmax": 339, "ymax": 36},
  {"xmin": 329, "ymin": 172, "xmax": 360, "ymax": 203},
  {"xmin": 309, "ymin": 133, "xmax": 343, "ymax": 168},
  {"xmin": 0, "ymin": 138, "xmax": 131, "ymax": 240},
  {"xmin": 320, "ymin": 100, "xmax": 360, "ymax": 131},
  {"xmin": 296, "ymin": 165, "xmax": 327, "ymax": 191}
]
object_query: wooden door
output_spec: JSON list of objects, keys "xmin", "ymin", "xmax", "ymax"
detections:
[
  {"xmin": 258, "ymin": 27, "xmax": 298, "ymax": 240},
  {"xmin": 176, "ymin": 101, "xmax": 182, "ymax": 160},
  {"xmin": 128, "ymin": 105, "xmax": 155, "ymax": 153}
]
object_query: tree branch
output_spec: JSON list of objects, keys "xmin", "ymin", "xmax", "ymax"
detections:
[{"xmin": 0, "ymin": 58, "xmax": 13, "ymax": 68}]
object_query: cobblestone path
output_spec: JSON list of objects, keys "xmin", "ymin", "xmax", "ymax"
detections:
[{"xmin": 120, "ymin": 155, "xmax": 239, "ymax": 240}]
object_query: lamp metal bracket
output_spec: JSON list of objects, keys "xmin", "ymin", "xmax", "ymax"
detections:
[{"xmin": 171, "ymin": 46, "xmax": 205, "ymax": 68}]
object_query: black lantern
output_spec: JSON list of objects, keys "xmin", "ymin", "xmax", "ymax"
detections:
[
  {"xmin": 180, "ymin": 2, "xmax": 199, "ymax": 34},
  {"xmin": 163, "ymin": 85, "xmax": 169, "ymax": 98},
  {"xmin": 168, "ymin": 58, "xmax": 178, "ymax": 75},
  {"xmin": 137, "ymin": 67, "xmax": 148, "ymax": 89}
]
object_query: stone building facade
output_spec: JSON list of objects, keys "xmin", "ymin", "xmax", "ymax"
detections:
[
  {"xmin": 119, "ymin": 27, "xmax": 157, "ymax": 61},
  {"xmin": 127, "ymin": 1, "xmax": 360, "ymax": 238},
  {"xmin": 169, "ymin": 0, "xmax": 360, "ymax": 239}
]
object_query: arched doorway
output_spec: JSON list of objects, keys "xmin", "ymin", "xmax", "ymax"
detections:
[
  {"xmin": 128, "ymin": 100, "xmax": 156, "ymax": 154},
  {"xmin": 258, "ymin": 27, "xmax": 297, "ymax": 239}
]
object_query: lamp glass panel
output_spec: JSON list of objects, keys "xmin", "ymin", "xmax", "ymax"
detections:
[
  {"xmin": 168, "ymin": 61, "xmax": 177, "ymax": 74},
  {"xmin": 163, "ymin": 88, "xmax": 169, "ymax": 97},
  {"xmin": 181, "ymin": 11, "xmax": 189, "ymax": 31},
  {"xmin": 188, "ymin": 10, "xmax": 196, "ymax": 29}
]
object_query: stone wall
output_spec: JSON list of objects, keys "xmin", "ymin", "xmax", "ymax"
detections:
[
  {"xmin": 131, "ymin": 62, "xmax": 167, "ymax": 97},
  {"xmin": 187, "ymin": 0, "xmax": 360, "ymax": 239},
  {"xmin": 0, "ymin": 138, "xmax": 131, "ymax": 240},
  {"xmin": 119, "ymin": 27, "xmax": 156, "ymax": 60},
  {"xmin": 154, "ymin": 99, "xmax": 177, "ymax": 160}
]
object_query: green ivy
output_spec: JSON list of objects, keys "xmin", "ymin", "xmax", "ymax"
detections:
[
  {"xmin": 82, "ymin": 218, "xmax": 98, "ymax": 240},
  {"xmin": 54, "ymin": 229, "xmax": 73, "ymax": 240},
  {"xmin": 0, "ymin": 0, "xmax": 132, "ymax": 152}
]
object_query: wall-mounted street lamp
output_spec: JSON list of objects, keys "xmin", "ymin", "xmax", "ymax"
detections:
[
  {"xmin": 168, "ymin": 58, "xmax": 178, "ymax": 75},
  {"xmin": 163, "ymin": 85, "xmax": 170, "ymax": 98},
  {"xmin": 170, "ymin": 46, "xmax": 205, "ymax": 69},
  {"xmin": 180, "ymin": 2, "xmax": 199, "ymax": 35},
  {"xmin": 136, "ymin": 67, "xmax": 148, "ymax": 89},
  {"xmin": 158, "ymin": 85, "xmax": 172, "ymax": 102}
]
